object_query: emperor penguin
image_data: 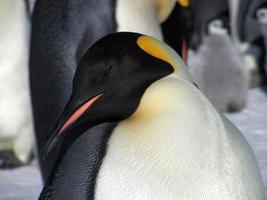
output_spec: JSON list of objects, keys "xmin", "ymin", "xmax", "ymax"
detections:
[
  {"xmin": 30, "ymin": 0, "xmax": 176, "ymax": 180},
  {"xmin": 187, "ymin": 0, "xmax": 249, "ymax": 112},
  {"xmin": 0, "ymin": 0, "xmax": 34, "ymax": 167},
  {"xmin": 39, "ymin": 32, "xmax": 265, "ymax": 200},
  {"xmin": 161, "ymin": 0, "xmax": 192, "ymax": 60}
]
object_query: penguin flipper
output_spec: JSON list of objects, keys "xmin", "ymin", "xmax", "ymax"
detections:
[{"xmin": 39, "ymin": 122, "xmax": 116, "ymax": 200}]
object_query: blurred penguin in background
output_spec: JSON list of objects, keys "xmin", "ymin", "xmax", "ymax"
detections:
[
  {"xmin": 233, "ymin": 0, "xmax": 267, "ymax": 87},
  {"xmin": 161, "ymin": 0, "xmax": 192, "ymax": 61},
  {"xmin": 0, "ymin": 0, "xmax": 34, "ymax": 168},
  {"xmin": 256, "ymin": 1, "xmax": 267, "ymax": 79},
  {"xmin": 228, "ymin": 0, "xmax": 258, "ymax": 87},
  {"xmin": 30, "ymin": 0, "xmax": 176, "ymax": 181},
  {"xmin": 232, "ymin": 0, "xmax": 266, "ymax": 88},
  {"xmin": 187, "ymin": 0, "xmax": 249, "ymax": 112}
]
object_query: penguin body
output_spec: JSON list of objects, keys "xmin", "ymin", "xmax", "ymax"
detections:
[
  {"xmin": 96, "ymin": 76, "xmax": 262, "ymax": 200},
  {"xmin": 161, "ymin": 3, "xmax": 192, "ymax": 58},
  {"xmin": 0, "ymin": 0, "xmax": 34, "ymax": 167},
  {"xmin": 231, "ymin": 0, "xmax": 261, "ymax": 88},
  {"xmin": 30, "ymin": 0, "xmax": 116, "ymax": 179},
  {"xmin": 39, "ymin": 33, "xmax": 265, "ymax": 200}
]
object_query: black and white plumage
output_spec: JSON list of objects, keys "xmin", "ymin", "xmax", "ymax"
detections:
[
  {"xmin": 30, "ymin": 0, "xmax": 176, "ymax": 180},
  {"xmin": 39, "ymin": 32, "xmax": 265, "ymax": 200}
]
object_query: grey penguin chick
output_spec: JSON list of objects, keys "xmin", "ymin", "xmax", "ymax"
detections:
[{"xmin": 188, "ymin": 24, "xmax": 249, "ymax": 112}]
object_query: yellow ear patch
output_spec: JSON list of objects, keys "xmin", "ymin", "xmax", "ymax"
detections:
[
  {"xmin": 137, "ymin": 35, "xmax": 177, "ymax": 71},
  {"xmin": 178, "ymin": 0, "xmax": 189, "ymax": 7},
  {"xmin": 155, "ymin": 0, "xmax": 176, "ymax": 22}
]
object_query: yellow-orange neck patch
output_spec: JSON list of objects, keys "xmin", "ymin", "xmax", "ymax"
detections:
[
  {"xmin": 137, "ymin": 35, "xmax": 177, "ymax": 72},
  {"xmin": 178, "ymin": 0, "xmax": 189, "ymax": 7}
]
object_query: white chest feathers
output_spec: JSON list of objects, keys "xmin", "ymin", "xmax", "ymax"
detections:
[
  {"xmin": 115, "ymin": 0, "xmax": 175, "ymax": 40},
  {"xmin": 95, "ymin": 76, "xmax": 265, "ymax": 200},
  {"xmin": 0, "ymin": 0, "xmax": 34, "ymax": 163}
]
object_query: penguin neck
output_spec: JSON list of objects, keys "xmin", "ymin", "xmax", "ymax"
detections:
[
  {"xmin": 115, "ymin": 0, "xmax": 163, "ymax": 40},
  {"xmin": 110, "ymin": 75, "xmax": 224, "ymax": 167}
]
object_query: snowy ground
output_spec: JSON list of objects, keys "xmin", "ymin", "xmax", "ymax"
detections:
[
  {"xmin": 226, "ymin": 86, "xmax": 267, "ymax": 197},
  {"xmin": 0, "ymin": 162, "xmax": 42, "ymax": 200},
  {"xmin": 0, "ymin": 87, "xmax": 266, "ymax": 200}
]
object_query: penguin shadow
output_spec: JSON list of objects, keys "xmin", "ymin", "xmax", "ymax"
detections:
[
  {"xmin": 261, "ymin": 84, "xmax": 267, "ymax": 95},
  {"xmin": 0, "ymin": 151, "xmax": 25, "ymax": 169},
  {"xmin": 0, "ymin": 150, "xmax": 36, "ymax": 169}
]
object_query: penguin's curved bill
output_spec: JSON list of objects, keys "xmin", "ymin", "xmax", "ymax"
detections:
[{"xmin": 42, "ymin": 93, "xmax": 103, "ymax": 159}]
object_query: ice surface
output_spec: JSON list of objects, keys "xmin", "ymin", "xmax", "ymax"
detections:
[
  {"xmin": 0, "ymin": 87, "xmax": 266, "ymax": 200},
  {"xmin": 227, "ymin": 86, "xmax": 267, "ymax": 196},
  {"xmin": 0, "ymin": 162, "xmax": 42, "ymax": 200}
]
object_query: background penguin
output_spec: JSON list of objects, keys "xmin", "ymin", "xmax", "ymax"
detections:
[
  {"xmin": 255, "ymin": 1, "xmax": 267, "ymax": 81},
  {"xmin": 228, "ymin": 0, "xmax": 259, "ymax": 88},
  {"xmin": 38, "ymin": 32, "xmax": 265, "ymax": 200},
  {"xmin": 30, "ymin": 0, "xmax": 176, "ymax": 181},
  {"xmin": 161, "ymin": 1, "xmax": 192, "ymax": 60},
  {"xmin": 236, "ymin": 0, "xmax": 267, "ymax": 86},
  {"xmin": 0, "ymin": 0, "xmax": 34, "ymax": 167},
  {"xmin": 187, "ymin": 0, "xmax": 249, "ymax": 112}
]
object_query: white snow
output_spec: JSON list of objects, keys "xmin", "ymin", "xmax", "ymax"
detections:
[
  {"xmin": 0, "ymin": 87, "xmax": 266, "ymax": 199},
  {"xmin": 226, "ymin": 86, "xmax": 267, "ymax": 197},
  {"xmin": 0, "ymin": 162, "xmax": 42, "ymax": 200}
]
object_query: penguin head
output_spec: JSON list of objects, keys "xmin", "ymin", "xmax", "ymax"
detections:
[
  {"xmin": 255, "ymin": 3, "xmax": 267, "ymax": 24},
  {"xmin": 189, "ymin": 0, "xmax": 229, "ymax": 49},
  {"xmin": 43, "ymin": 32, "xmax": 193, "ymax": 158},
  {"xmin": 207, "ymin": 19, "xmax": 228, "ymax": 35}
]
